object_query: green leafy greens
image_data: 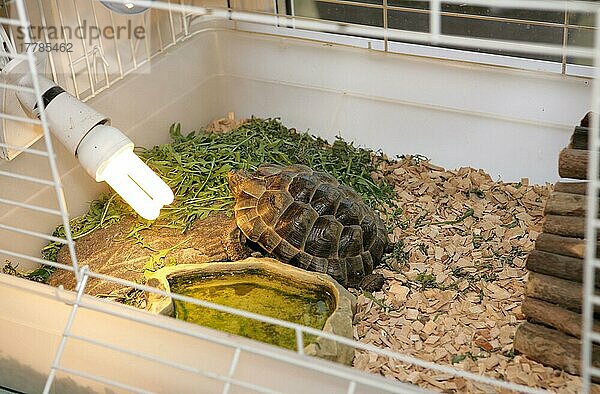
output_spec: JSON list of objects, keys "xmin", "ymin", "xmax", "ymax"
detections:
[{"xmin": 40, "ymin": 118, "xmax": 396, "ymax": 269}]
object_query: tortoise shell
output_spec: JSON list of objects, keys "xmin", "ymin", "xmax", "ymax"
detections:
[{"xmin": 228, "ymin": 164, "xmax": 388, "ymax": 287}]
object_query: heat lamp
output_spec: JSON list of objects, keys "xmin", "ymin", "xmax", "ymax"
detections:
[
  {"xmin": 1, "ymin": 54, "xmax": 174, "ymax": 220},
  {"xmin": 100, "ymin": 0, "xmax": 152, "ymax": 14}
]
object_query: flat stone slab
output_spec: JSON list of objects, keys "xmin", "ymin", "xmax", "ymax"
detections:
[{"xmin": 49, "ymin": 213, "xmax": 248, "ymax": 297}]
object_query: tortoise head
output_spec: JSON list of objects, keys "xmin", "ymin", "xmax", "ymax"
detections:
[
  {"xmin": 227, "ymin": 169, "xmax": 266, "ymax": 198},
  {"xmin": 227, "ymin": 169, "xmax": 250, "ymax": 197}
]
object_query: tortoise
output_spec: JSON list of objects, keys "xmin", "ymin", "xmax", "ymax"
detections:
[
  {"xmin": 49, "ymin": 163, "xmax": 387, "ymax": 295},
  {"xmin": 227, "ymin": 163, "xmax": 388, "ymax": 290}
]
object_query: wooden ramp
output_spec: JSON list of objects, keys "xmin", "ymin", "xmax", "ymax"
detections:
[{"xmin": 515, "ymin": 112, "xmax": 600, "ymax": 376}]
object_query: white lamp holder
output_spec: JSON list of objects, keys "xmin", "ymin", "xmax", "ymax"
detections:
[
  {"xmin": 7, "ymin": 62, "xmax": 133, "ymax": 183},
  {"xmin": 2, "ymin": 54, "xmax": 174, "ymax": 220}
]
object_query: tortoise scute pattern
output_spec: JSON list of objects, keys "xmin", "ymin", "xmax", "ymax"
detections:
[{"xmin": 229, "ymin": 164, "xmax": 388, "ymax": 287}]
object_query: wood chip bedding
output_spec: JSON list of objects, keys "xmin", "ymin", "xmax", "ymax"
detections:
[{"xmin": 350, "ymin": 156, "xmax": 582, "ymax": 393}]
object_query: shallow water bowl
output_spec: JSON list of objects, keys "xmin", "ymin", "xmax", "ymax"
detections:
[{"xmin": 146, "ymin": 257, "xmax": 357, "ymax": 365}]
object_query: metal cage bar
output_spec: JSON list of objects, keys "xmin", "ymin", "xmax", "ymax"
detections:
[
  {"xmin": 28, "ymin": 0, "xmax": 597, "ymax": 102},
  {"xmin": 0, "ymin": 0, "xmax": 598, "ymax": 393},
  {"xmin": 10, "ymin": 0, "xmax": 82, "ymax": 286},
  {"xmin": 40, "ymin": 257, "xmax": 548, "ymax": 393},
  {"xmin": 43, "ymin": 266, "xmax": 90, "ymax": 394},
  {"xmin": 582, "ymin": 9, "xmax": 600, "ymax": 393}
]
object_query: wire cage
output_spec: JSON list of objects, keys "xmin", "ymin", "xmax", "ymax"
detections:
[{"xmin": 0, "ymin": 0, "xmax": 599, "ymax": 393}]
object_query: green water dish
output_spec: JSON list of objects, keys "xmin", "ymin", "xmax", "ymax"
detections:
[{"xmin": 145, "ymin": 257, "xmax": 357, "ymax": 365}]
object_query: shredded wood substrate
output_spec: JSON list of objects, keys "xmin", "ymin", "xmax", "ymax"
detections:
[{"xmin": 349, "ymin": 156, "xmax": 583, "ymax": 393}]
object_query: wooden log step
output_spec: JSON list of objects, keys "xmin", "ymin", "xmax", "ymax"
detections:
[
  {"xmin": 582, "ymin": 112, "xmax": 592, "ymax": 128},
  {"xmin": 559, "ymin": 148, "xmax": 588, "ymax": 180},
  {"xmin": 521, "ymin": 296, "xmax": 600, "ymax": 338},
  {"xmin": 545, "ymin": 191, "xmax": 587, "ymax": 217},
  {"xmin": 535, "ymin": 233, "xmax": 587, "ymax": 259},
  {"xmin": 525, "ymin": 249, "xmax": 600, "ymax": 286},
  {"xmin": 525, "ymin": 272, "xmax": 594, "ymax": 314},
  {"xmin": 543, "ymin": 214, "xmax": 585, "ymax": 239},
  {"xmin": 571, "ymin": 126, "xmax": 589, "ymax": 150},
  {"xmin": 514, "ymin": 321, "xmax": 600, "ymax": 376},
  {"xmin": 554, "ymin": 181, "xmax": 588, "ymax": 196}
]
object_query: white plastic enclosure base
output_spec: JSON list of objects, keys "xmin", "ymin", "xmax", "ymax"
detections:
[
  {"xmin": 0, "ymin": 273, "xmax": 418, "ymax": 394},
  {"xmin": 0, "ymin": 23, "xmax": 592, "ymax": 393}
]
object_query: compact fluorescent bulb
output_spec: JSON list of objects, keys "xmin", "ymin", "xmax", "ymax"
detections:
[
  {"xmin": 78, "ymin": 124, "xmax": 175, "ymax": 220},
  {"xmin": 99, "ymin": 150, "xmax": 168, "ymax": 220},
  {"xmin": 100, "ymin": 148, "xmax": 174, "ymax": 207},
  {"xmin": 95, "ymin": 144, "xmax": 174, "ymax": 220},
  {"xmin": 13, "ymin": 73, "xmax": 174, "ymax": 220}
]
